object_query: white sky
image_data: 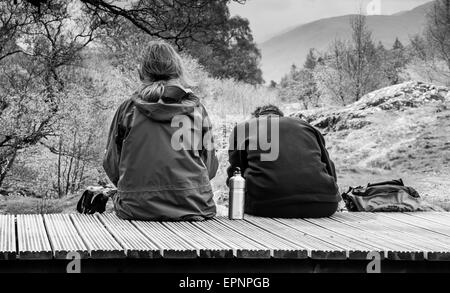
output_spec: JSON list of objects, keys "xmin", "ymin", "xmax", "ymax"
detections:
[{"xmin": 229, "ymin": 0, "xmax": 432, "ymax": 42}]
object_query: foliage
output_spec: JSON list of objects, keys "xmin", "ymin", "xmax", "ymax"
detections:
[
  {"xmin": 0, "ymin": 0, "xmax": 97, "ymax": 188},
  {"xmin": 303, "ymin": 16, "xmax": 410, "ymax": 106},
  {"xmin": 278, "ymin": 65, "xmax": 318, "ymax": 109},
  {"xmin": 2, "ymin": 0, "xmax": 448, "ymax": 213},
  {"xmin": 81, "ymin": 0, "xmax": 244, "ymax": 48},
  {"xmin": 304, "ymin": 48, "xmax": 317, "ymax": 70},
  {"xmin": 408, "ymin": 0, "xmax": 450, "ymax": 85},
  {"xmin": 315, "ymin": 15, "xmax": 382, "ymax": 104},
  {"xmin": 1, "ymin": 195, "xmax": 66, "ymax": 214},
  {"xmin": 424, "ymin": 0, "xmax": 450, "ymax": 71},
  {"xmin": 380, "ymin": 38, "xmax": 408, "ymax": 85},
  {"xmin": 187, "ymin": 16, "xmax": 264, "ymax": 85},
  {"xmin": 81, "ymin": 0, "xmax": 263, "ymax": 84},
  {"xmin": 0, "ymin": 0, "xmax": 266, "ymax": 197}
]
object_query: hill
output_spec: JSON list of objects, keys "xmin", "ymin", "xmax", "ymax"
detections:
[
  {"xmin": 260, "ymin": 1, "xmax": 434, "ymax": 83},
  {"xmin": 292, "ymin": 81, "xmax": 450, "ymax": 210}
]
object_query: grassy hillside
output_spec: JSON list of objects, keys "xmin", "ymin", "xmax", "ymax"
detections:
[
  {"xmin": 293, "ymin": 81, "xmax": 450, "ymax": 210},
  {"xmin": 259, "ymin": 2, "xmax": 433, "ymax": 82}
]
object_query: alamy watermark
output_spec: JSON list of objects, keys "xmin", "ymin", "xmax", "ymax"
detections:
[
  {"xmin": 366, "ymin": 0, "xmax": 382, "ymax": 15},
  {"xmin": 66, "ymin": 251, "xmax": 81, "ymax": 273},
  {"xmin": 366, "ymin": 251, "xmax": 381, "ymax": 273}
]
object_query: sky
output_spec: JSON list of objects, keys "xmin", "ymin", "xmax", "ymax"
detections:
[{"xmin": 229, "ymin": 0, "xmax": 432, "ymax": 43}]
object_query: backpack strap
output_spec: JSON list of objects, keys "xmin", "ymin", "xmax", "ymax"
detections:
[{"xmin": 367, "ymin": 179, "xmax": 404, "ymax": 187}]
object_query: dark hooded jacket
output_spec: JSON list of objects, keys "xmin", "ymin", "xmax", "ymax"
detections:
[
  {"xmin": 227, "ymin": 116, "xmax": 340, "ymax": 217},
  {"xmin": 103, "ymin": 86, "xmax": 218, "ymax": 221}
]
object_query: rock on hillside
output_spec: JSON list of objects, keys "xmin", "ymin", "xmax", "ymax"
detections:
[{"xmin": 292, "ymin": 81, "xmax": 450, "ymax": 175}]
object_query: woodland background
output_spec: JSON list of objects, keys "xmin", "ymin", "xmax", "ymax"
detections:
[{"xmin": 0, "ymin": 0, "xmax": 449, "ymax": 213}]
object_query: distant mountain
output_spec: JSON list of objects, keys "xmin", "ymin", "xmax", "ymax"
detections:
[
  {"xmin": 259, "ymin": 1, "xmax": 434, "ymax": 83},
  {"xmin": 258, "ymin": 22, "xmax": 304, "ymax": 43}
]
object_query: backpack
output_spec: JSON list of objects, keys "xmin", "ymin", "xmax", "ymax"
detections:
[
  {"xmin": 341, "ymin": 179, "xmax": 422, "ymax": 212},
  {"xmin": 76, "ymin": 186, "xmax": 115, "ymax": 214}
]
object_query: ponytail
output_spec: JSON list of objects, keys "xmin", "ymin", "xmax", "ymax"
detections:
[{"xmin": 138, "ymin": 81, "xmax": 166, "ymax": 102}]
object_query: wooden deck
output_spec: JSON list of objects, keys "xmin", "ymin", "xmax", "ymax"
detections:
[{"xmin": 1, "ymin": 212, "xmax": 450, "ymax": 264}]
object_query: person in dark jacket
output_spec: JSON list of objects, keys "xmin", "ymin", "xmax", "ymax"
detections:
[
  {"xmin": 226, "ymin": 105, "xmax": 340, "ymax": 218},
  {"xmin": 103, "ymin": 41, "xmax": 218, "ymax": 221}
]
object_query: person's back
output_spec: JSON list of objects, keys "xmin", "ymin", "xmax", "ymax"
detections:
[
  {"xmin": 227, "ymin": 105, "xmax": 340, "ymax": 218},
  {"xmin": 103, "ymin": 41, "xmax": 218, "ymax": 221}
]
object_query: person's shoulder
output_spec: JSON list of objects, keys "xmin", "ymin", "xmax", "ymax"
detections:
[
  {"xmin": 118, "ymin": 96, "xmax": 136, "ymax": 111},
  {"xmin": 114, "ymin": 96, "xmax": 137, "ymax": 122},
  {"xmin": 280, "ymin": 116, "xmax": 309, "ymax": 125},
  {"xmin": 279, "ymin": 116, "xmax": 319, "ymax": 131}
]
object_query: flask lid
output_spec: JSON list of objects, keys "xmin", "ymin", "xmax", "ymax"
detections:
[{"xmin": 234, "ymin": 167, "xmax": 241, "ymax": 176}]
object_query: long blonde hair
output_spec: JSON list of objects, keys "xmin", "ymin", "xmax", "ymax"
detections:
[{"xmin": 138, "ymin": 41, "xmax": 190, "ymax": 102}]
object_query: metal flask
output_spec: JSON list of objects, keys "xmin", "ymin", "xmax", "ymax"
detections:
[{"xmin": 228, "ymin": 168, "xmax": 246, "ymax": 220}]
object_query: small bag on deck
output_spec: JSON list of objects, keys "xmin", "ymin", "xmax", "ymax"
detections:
[
  {"xmin": 341, "ymin": 179, "xmax": 422, "ymax": 212},
  {"xmin": 76, "ymin": 186, "xmax": 116, "ymax": 214}
]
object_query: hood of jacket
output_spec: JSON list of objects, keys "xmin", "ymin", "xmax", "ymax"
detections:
[{"xmin": 131, "ymin": 85, "xmax": 200, "ymax": 122}]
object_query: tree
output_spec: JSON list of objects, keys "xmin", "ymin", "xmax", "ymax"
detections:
[
  {"xmin": 81, "ymin": 0, "xmax": 245, "ymax": 49},
  {"xmin": 393, "ymin": 37, "xmax": 404, "ymax": 50},
  {"xmin": 85, "ymin": 0, "xmax": 263, "ymax": 84},
  {"xmin": 0, "ymin": 1, "xmax": 33, "ymax": 62},
  {"xmin": 314, "ymin": 40, "xmax": 352, "ymax": 105},
  {"xmin": 376, "ymin": 41, "xmax": 385, "ymax": 51},
  {"xmin": 374, "ymin": 37, "xmax": 408, "ymax": 86},
  {"xmin": 389, "ymin": 38, "xmax": 407, "ymax": 84},
  {"xmin": 187, "ymin": 16, "xmax": 263, "ymax": 84},
  {"xmin": 347, "ymin": 14, "xmax": 380, "ymax": 101},
  {"xmin": 304, "ymin": 48, "xmax": 317, "ymax": 70},
  {"xmin": 79, "ymin": 0, "xmax": 263, "ymax": 84},
  {"xmin": 279, "ymin": 64, "xmax": 319, "ymax": 109},
  {"xmin": 0, "ymin": 0, "xmax": 97, "ymax": 188},
  {"xmin": 409, "ymin": 0, "xmax": 450, "ymax": 84},
  {"xmin": 314, "ymin": 15, "xmax": 384, "ymax": 105},
  {"xmin": 425, "ymin": 0, "xmax": 450, "ymax": 71}
]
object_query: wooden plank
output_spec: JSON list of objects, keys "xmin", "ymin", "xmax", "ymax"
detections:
[
  {"xmin": 403, "ymin": 212, "xmax": 450, "ymax": 229},
  {"xmin": 413, "ymin": 212, "xmax": 450, "ymax": 221},
  {"xmin": 216, "ymin": 218, "xmax": 307, "ymax": 258},
  {"xmin": 70, "ymin": 214, "xmax": 125, "ymax": 259},
  {"xmin": 309, "ymin": 214, "xmax": 424, "ymax": 261},
  {"xmin": 273, "ymin": 217, "xmax": 384, "ymax": 260},
  {"xmin": 330, "ymin": 213, "xmax": 428, "ymax": 260},
  {"xmin": 374, "ymin": 213, "xmax": 450, "ymax": 261},
  {"xmin": 293, "ymin": 217, "xmax": 388, "ymax": 260},
  {"xmin": 98, "ymin": 214, "xmax": 160, "ymax": 258},
  {"xmin": 132, "ymin": 220, "xmax": 197, "ymax": 258},
  {"xmin": 0, "ymin": 215, "xmax": 16, "ymax": 260},
  {"xmin": 17, "ymin": 215, "xmax": 52, "ymax": 259},
  {"xmin": 162, "ymin": 221, "xmax": 234, "ymax": 258},
  {"xmin": 348, "ymin": 212, "xmax": 450, "ymax": 248},
  {"xmin": 245, "ymin": 216, "xmax": 347, "ymax": 260},
  {"xmin": 193, "ymin": 219, "xmax": 271, "ymax": 258},
  {"xmin": 332, "ymin": 213, "xmax": 429, "ymax": 255},
  {"xmin": 43, "ymin": 214, "xmax": 89, "ymax": 259}
]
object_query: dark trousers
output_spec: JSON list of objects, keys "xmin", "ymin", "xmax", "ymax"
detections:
[{"xmin": 247, "ymin": 202, "xmax": 338, "ymax": 219}]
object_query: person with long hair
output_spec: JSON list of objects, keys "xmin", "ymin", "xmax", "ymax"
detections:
[{"xmin": 102, "ymin": 40, "xmax": 218, "ymax": 221}]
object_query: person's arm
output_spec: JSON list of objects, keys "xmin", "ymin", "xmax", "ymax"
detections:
[
  {"xmin": 103, "ymin": 108, "xmax": 122, "ymax": 187},
  {"xmin": 314, "ymin": 128, "xmax": 337, "ymax": 182},
  {"xmin": 102, "ymin": 100, "xmax": 133, "ymax": 187},
  {"xmin": 226, "ymin": 124, "xmax": 248, "ymax": 186},
  {"xmin": 200, "ymin": 105, "xmax": 219, "ymax": 179}
]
